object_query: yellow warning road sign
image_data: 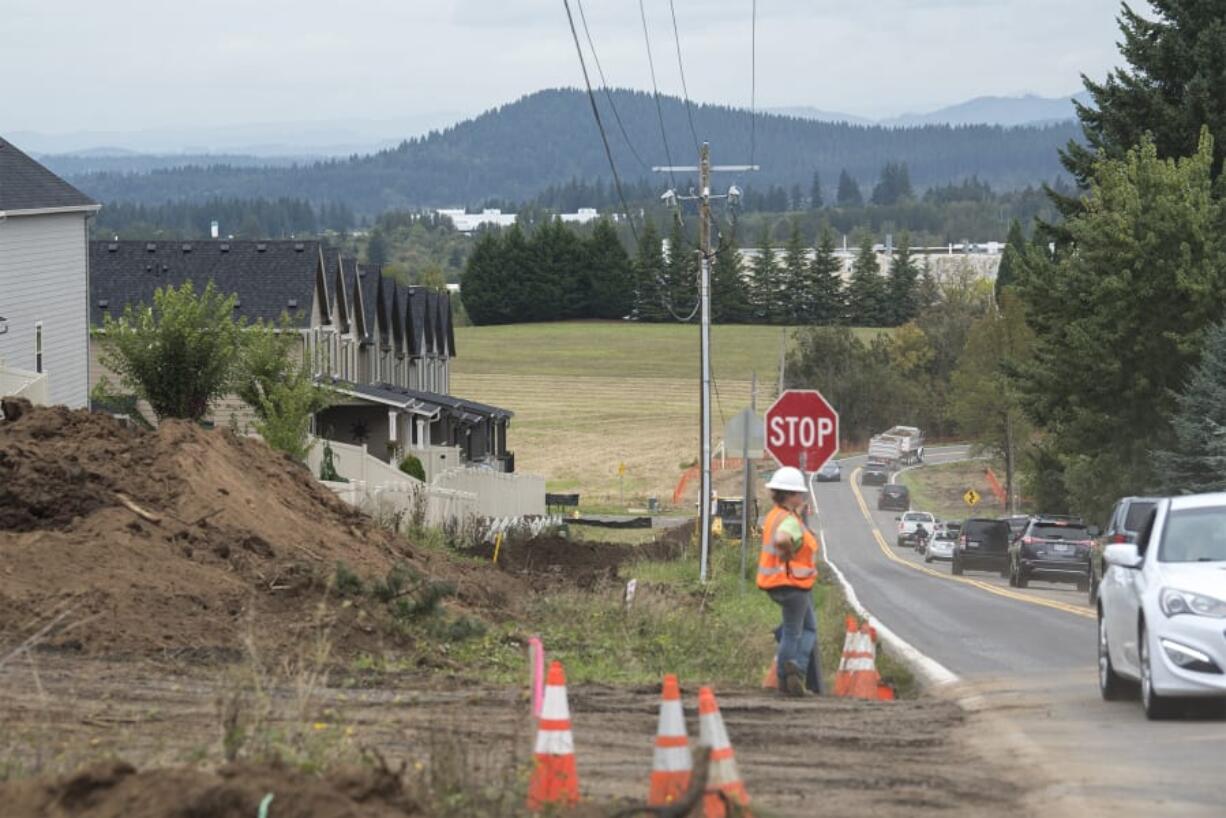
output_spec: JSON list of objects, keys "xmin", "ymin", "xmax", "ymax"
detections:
[
  {"xmin": 618, "ymin": 462, "xmax": 627, "ymax": 477},
  {"xmin": 963, "ymin": 488, "xmax": 981, "ymax": 507}
]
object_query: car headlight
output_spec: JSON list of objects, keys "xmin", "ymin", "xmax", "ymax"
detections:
[
  {"xmin": 1159, "ymin": 588, "xmax": 1226, "ymax": 619},
  {"xmin": 1160, "ymin": 639, "xmax": 1222, "ymax": 674}
]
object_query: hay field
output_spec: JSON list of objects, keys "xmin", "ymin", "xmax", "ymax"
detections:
[{"xmin": 452, "ymin": 321, "xmax": 883, "ymax": 507}]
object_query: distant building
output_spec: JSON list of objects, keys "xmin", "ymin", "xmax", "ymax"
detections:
[
  {"xmin": 0, "ymin": 136, "xmax": 100, "ymax": 408},
  {"xmin": 436, "ymin": 208, "xmax": 518, "ymax": 234},
  {"xmin": 559, "ymin": 208, "xmax": 601, "ymax": 225}
]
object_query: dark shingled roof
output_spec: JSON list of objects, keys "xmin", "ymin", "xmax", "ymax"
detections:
[
  {"xmin": 0, "ymin": 136, "xmax": 98, "ymax": 212},
  {"xmin": 339, "ymin": 381, "xmax": 512, "ymax": 421},
  {"xmin": 90, "ymin": 240, "xmax": 323, "ymax": 328}
]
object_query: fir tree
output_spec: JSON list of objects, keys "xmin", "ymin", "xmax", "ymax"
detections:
[
  {"xmin": 995, "ymin": 218, "xmax": 1026, "ymax": 299},
  {"xmin": 1154, "ymin": 320, "xmax": 1226, "ymax": 494},
  {"xmin": 845, "ymin": 234, "xmax": 888, "ymax": 326},
  {"xmin": 836, "ymin": 170, "xmax": 863, "ymax": 208},
  {"xmin": 781, "ymin": 222, "xmax": 809, "ymax": 323},
  {"xmin": 750, "ymin": 224, "xmax": 782, "ymax": 323},
  {"xmin": 917, "ymin": 256, "xmax": 940, "ymax": 312},
  {"xmin": 634, "ymin": 220, "xmax": 667, "ymax": 322},
  {"xmin": 886, "ymin": 231, "xmax": 919, "ymax": 325},
  {"xmin": 711, "ymin": 234, "xmax": 751, "ymax": 323},
  {"xmin": 664, "ymin": 214, "xmax": 699, "ymax": 321},
  {"xmin": 807, "ymin": 228, "xmax": 845, "ymax": 325},
  {"xmin": 809, "ymin": 171, "xmax": 823, "ymax": 209},
  {"xmin": 587, "ymin": 219, "xmax": 634, "ymax": 319},
  {"xmin": 870, "ymin": 162, "xmax": 913, "ymax": 206},
  {"xmin": 790, "ymin": 183, "xmax": 804, "ymax": 212},
  {"xmin": 460, "ymin": 231, "xmax": 509, "ymax": 325},
  {"xmin": 531, "ymin": 219, "xmax": 585, "ymax": 320}
]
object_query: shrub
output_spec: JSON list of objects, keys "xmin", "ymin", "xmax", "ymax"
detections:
[{"xmin": 398, "ymin": 453, "xmax": 426, "ymax": 481}]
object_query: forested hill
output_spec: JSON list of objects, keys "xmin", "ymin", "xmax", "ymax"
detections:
[{"xmin": 69, "ymin": 89, "xmax": 1078, "ymax": 215}]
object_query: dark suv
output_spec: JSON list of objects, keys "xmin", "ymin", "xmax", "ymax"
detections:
[
  {"xmin": 878, "ymin": 484, "xmax": 910, "ymax": 511},
  {"xmin": 1009, "ymin": 517, "xmax": 1097, "ymax": 590},
  {"xmin": 1089, "ymin": 497, "xmax": 1159, "ymax": 603},
  {"xmin": 952, "ymin": 518, "xmax": 1012, "ymax": 576}
]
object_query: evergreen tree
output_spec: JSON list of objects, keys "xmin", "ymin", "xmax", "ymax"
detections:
[
  {"xmin": 871, "ymin": 162, "xmax": 914, "ymax": 206},
  {"xmin": 807, "ymin": 228, "xmax": 845, "ymax": 324},
  {"xmin": 836, "ymin": 170, "xmax": 863, "ymax": 207},
  {"xmin": 587, "ymin": 219, "xmax": 634, "ymax": 319},
  {"xmin": 500, "ymin": 224, "xmax": 540, "ymax": 322},
  {"xmin": 790, "ymin": 183, "xmax": 804, "ymax": 212},
  {"xmin": 885, "ymin": 231, "xmax": 919, "ymax": 325},
  {"xmin": 809, "ymin": 171, "xmax": 823, "ymax": 209},
  {"xmin": 1016, "ymin": 134, "xmax": 1226, "ymax": 516},
  {"xmin": 917, "ymin": 256, "xmax": 940, "ymax": 312},
  {"xmin": 995, "ymin": 218, "xmax": 1026, "ymax": 299},
  {"xmin": 750, "ymin": 224, "xmax": 782, "ymax": 323},
  {"xmin": 845, "ymin": 234, "xmax": 888, "ymax": 326},
  {"xmin": 460, "ymin": 231, "xmax": 508, "ymax": 325},
  {"xmin": 1061, "ymin": 0, "xmax": 1226, "ymax": 199},
  {"xmin": 1154, "ymin": 320, "xmax": 1226, "ymax": 494},
  {"xmin": 365, "ymin": 228, "xmax": 388, "ymax": 266},
  {"xmin": 711, "ymin": 234, "xmax": 751, "ymax": 323},
  {"xmin": 634, "ymin": 220, "xmax": 667, "ymax": 322},
  {"xmin": 664, "ymin": 214, "xmax": 699, "ymax": 321},
  {"xmin": 530, "ymin": 219, "xmax": 585, "ymax": 320},
  {"xmin": 781, "ymin": 222, "xmax": 809, "ymax": 323}
]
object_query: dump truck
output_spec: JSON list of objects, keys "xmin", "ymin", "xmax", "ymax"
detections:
[{"xmin": 867, "ymin": 426, "xmax": 925, "ymax": 469}]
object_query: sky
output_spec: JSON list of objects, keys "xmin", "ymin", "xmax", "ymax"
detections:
[{"xmin": 1, "ymin": 0, "xmax": 1128, "ymax": 139}]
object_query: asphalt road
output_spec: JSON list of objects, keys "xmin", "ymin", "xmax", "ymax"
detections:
[{"xmin": 812, "ymin": 447, "xmax": 1226, "ymax": 817}]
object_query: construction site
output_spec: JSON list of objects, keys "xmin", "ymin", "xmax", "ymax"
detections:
[{"xmin": 0, "ymin": 404, "xmax": 1032, "ymax": 817}]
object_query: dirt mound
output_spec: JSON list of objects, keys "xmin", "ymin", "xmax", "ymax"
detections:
[
  {"xmin": 0, "ymin": 406, "xmax": 519, "ymax": 659},
  {"xmin": 0, "ymin": 760, "xmax": 417, "ymax": 818}
]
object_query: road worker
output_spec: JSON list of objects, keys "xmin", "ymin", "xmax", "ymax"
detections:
[{"xmin": 759, "ymin": 466, "xmax": 820, "ymax": 696}]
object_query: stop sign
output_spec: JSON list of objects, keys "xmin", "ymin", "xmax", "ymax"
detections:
[{"xmin": 765, "ymin": 389, "xmax": 840, "ymax": 472}]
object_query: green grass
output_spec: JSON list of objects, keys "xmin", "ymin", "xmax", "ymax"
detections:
[
  {"xmin": 899, "ymin": 457, "xmax": 1004, "ymax": 521},
  {"xmin": 449, "ymin": 538, "xmax": 916, "ymax": 697}
]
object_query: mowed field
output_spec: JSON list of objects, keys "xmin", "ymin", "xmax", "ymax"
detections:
[{"xmin": 452, "ymin": 321, "xmax": 884, "ymax": 505}]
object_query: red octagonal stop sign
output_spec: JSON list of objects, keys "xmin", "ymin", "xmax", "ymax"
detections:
[{"xmin": 765, "ymin": 389, "xmax": 840, "ymax": 472}]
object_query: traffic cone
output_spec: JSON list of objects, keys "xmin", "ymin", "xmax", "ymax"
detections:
[
  {"xmin": 760, "ymin": 658, "xmax": 777, "ymax": 690},
  {"xmin": 832, "ymin": 615, "xmax": 859, "ymax": 697},
  {"xmin": 848, "ymin": 624, "xmax": 882, "ymax": 700},
  {"xmin": 527, "ymin": 660, "xmax": 580, "ymax": 810},
  {"xmin": 648, "ymin": 674, "xmax": 692, "ymax": 806},
  {"xmin": 876, "ymin": 681, "xmax": 896, "ymax": 701},
  {"xmin": 697, "ymin": 686, "xmax": 750, "ymax": 818}
]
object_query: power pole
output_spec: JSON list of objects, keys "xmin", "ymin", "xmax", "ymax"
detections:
[{"xmin": 655, "ymin": 144, "xmax": 757, "ymax": 582}]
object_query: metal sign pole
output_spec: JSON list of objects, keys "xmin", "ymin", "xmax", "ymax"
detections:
[{"xmin": 740, "ymin": 371, "xmax": 755, "ymax": 589}]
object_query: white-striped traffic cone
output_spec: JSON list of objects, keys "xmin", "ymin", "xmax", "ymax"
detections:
[
  {"xmin": 526, "ymin": 660, "xmax": 580, "ymax": 810},
  {"xmin": 649, "ymin": 673, "xmax": 692, "ymax": 805},
  {"xmin": 697, "ymin": 686, "xmax": 750, "ymax": 818}
]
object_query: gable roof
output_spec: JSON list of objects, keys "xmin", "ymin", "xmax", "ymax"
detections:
[
  {"xmin": 0, "ymin": 137, "xmax": 99, "ymax": 214},
  {"xmin": 90, "ymin": 240, "xmax": 323, "ymax": 328}
]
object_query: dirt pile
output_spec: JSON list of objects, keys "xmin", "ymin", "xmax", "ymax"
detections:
[
  {"xmin": 0, "ymin": 760, "xmax": 418, "ymax": 818},
  {"xmin": 0, "ymin": 406, "xmax": 518, "ymax": 659}
]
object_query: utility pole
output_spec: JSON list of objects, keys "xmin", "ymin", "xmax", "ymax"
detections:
[
  {"xmin": 655, "ymin": 144, "xmax": 757, "ymax": 582},
  {"xmin": 740, "ymin": 371, "xmax": 756, "ymax": 589}
]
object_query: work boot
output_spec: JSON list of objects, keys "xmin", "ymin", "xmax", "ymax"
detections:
[{"xmin": 783, "ymin": 660, "xmax": 807, "ymax": 697}]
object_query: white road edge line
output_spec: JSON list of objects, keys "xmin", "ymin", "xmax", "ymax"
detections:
[{"xmin": 810, "ymin": 466, "xmax": 990, "ymax": 709}]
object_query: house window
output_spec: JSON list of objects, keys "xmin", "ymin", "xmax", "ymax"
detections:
[{"xmin": 34, "ymin": 322, "xmax": 44, "ymax": 373}]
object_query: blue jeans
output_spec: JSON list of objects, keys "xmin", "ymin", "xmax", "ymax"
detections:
[{"xmin": 767, "ymin": 587, "xmax": 818, "ymax": 691}]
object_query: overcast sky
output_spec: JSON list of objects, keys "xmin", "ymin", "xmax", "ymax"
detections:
[{"xmin": 2, "ymin": 0, "xmax": 1128, "ymax": 135}]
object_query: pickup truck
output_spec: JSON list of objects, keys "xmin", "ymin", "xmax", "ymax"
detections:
[{"xmin": 896, "ymin": 511, "xmax": 936, "ymax": 547}]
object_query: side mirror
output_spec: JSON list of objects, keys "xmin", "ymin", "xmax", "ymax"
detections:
[{"xmin": 1103, "ymin": 543, "xmax": 1142, "ymax": 569}]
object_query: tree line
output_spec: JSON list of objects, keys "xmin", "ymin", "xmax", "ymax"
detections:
[{"xmin": 93, "ymin": 197, "xmax": 356, "ymax": 240}]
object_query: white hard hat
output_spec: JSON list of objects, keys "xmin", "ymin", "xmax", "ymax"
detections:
[{"xmin": 766, "ymin": 466, "xmax": 807, "ymax": 493}]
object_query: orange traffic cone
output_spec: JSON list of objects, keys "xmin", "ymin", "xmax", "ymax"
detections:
[
  {"xmin": 648, "ymin": 674, "xmax": 692, "ymax": 806},
  {"xmin": 697, "ymin": 686, "xmax": 750, "ymax": 818},
  {"xmin": 527, "ymin": 660, "xmax": 580, "ymax": 810},
  {"xmin": 832, "ymin": 614, "xmax": 859, "ymax": 697},
  {"xmin": 848, "ymin": 624, "xmax": 882, "ymax": 700},
  {"xmin": 760, "ymin": 658, "xmax": 778, "ymax": 690}
]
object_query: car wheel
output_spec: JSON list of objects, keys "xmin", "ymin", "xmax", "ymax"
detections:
[
  {"xmin": 1140, "ymin": 622, "xmax": 1179, "ymax": 720},
  {"xmin": 951, "ymin": 557, "xmax": 963, "ymax": 576},
  {"xmin": 1098, "ymin": 611, "xmax": 1128, "ymax": 701},
  {"xmin": 924, "ymin": 553, "xmax": 933, "ymax": 564}
]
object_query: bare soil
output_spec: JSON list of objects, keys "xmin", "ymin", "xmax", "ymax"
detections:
[
  {"xmin": 0, "ymin": 655, "xmax": 1025, "ymax": 818},
  {"xmin": 0, "ymin": 406, "xmax": 521, "ymax": 661}
]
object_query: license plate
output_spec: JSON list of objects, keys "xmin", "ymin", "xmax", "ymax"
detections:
[
  {"xmin": 1054, "ymin": 543, "xmax": 1070, "ymax": 553},
  {"xmin": 967, "ymin": 540, "xmax": 980, "ymax": 549}
]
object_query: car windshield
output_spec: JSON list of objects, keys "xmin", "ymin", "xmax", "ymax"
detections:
[
  {"xmin": 1159, "ymin": 506, "xmax": 1226, "ymax": 563},
  {"xmin": 1124, "ymin": 501, "xmax": 1157, "ymax": 532},
  {"xmin": 903, "ymin": 513, "xmax": 932, "ymax": 522},
  {"xmin": 1031, "ymin": 524, "xmax": 1089, "ymax": 540}
]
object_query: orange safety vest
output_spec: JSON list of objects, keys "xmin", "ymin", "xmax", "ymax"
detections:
[{"xmin": 757, "ymin": 505, "xmax": 819, "ymax": 590}]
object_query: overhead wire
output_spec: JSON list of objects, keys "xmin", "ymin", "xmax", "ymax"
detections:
[
  {"xmin": 574, "ymin": 0, "xmax": 650, "ymax": 173},
  {"xmin": 638, "ymin": 0, "xmax": 677, "ymax": 190},
  {"xmin": 750, "ymin": 0, "xmax": 757, "ymax": 168},
  {"xmin": 667, "ymin": 0, "xmax": 702, "ymax": 156}
]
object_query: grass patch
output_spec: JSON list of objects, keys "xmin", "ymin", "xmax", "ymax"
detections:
[
  {"xmin": 452, "ymin": 321, "xmax": 889, "ymax": 506},
  {"xmin": 899, "ymin": 457, "xmax": 1004, "ymax": 521},
  {"xmin": 450, "ymin": 536, "xmax": 917, "ymax": 697}
]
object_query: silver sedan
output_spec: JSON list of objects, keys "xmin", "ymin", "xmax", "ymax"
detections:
[{"xmin": 925, "ymin": 530, "xmax": 957, "ymax": 563}]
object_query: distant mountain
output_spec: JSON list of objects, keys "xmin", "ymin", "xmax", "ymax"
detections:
[
  {"xmin": 774, "ymin": 92, "xmax": 1090, "ymax": 128},
  {"xmin": 65, "ymin": 88, "xmax": 1080, "ymax": 215}
]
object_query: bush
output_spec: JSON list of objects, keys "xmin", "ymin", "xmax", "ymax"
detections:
[{"xmin": 398, "ymin": 453, "xmax": 426, "ymax": 481}]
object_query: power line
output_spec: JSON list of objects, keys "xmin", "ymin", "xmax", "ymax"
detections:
[
  {"xmin": 750, "ymin": 0, "xmax": 758, "ymax": 167},
  {"xmin": 574, "ymin": 0, "xmax": 650, "ymax": 172},
  {"xmin": 638, "ymin": 0, "xmax": 676, "ymax": 189},
  {"xmin": 667, "ymin": 0, "xmax": 702, "ymax": 156},
  {"xmin": 561, "ymin": 0, "xmax": 640, "ymax": 248}
]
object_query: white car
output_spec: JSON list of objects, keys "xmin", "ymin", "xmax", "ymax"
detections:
[
  {"xmin": 925, "ymin": 529, "xmax": 957, "ymax": 562},
  {"xmin": 896, "ymin": 511, "xmax": 935, "ymax": 548},
  {"xmin": 1098, "ymin": 493, "xmax": 1226, "ymax": 719}
]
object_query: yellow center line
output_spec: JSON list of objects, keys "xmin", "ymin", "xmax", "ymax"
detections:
[{"xmin": 847, "ymin": 466, "xmax": 1095, "ymax": 620}]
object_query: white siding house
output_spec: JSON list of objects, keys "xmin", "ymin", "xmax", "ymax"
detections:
[{"xmin": 0, "ymin": 137, "xmax": 99, "ymax": 408}]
